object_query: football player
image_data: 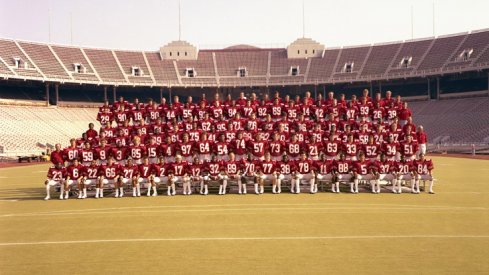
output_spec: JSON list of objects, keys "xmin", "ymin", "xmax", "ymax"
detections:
[{"xmin": 44, "ymin": 162, "xmax": 66, "ymax": 200}]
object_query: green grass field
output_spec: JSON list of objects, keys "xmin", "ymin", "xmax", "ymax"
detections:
[{"xmin": 0, "ymin": 156, "xmax": 488, "ymax": 274}]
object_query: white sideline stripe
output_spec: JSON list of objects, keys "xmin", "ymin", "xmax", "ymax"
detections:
[
  {"xmin": 1, "ymin": 235, "xmax": 488, "ymax": 246},
  {"xmin": 1, "ymin": 205, "xmax": 486, "ymax": 218}
]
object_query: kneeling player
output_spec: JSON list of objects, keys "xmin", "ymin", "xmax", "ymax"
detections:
[
  {"xmin": 414, "ymin": 153, "xmax": 435, "ymax": 194},
  {"xmin": 139, "ymin": 157, "xmax": 156, "ymax": 196},
  {"xmin": 44, "ymin": 163, "xmax": 66, "ymax": 200},
  {"xmin": 121, "ymin": 158, "xmax": 139, "ymax": 197},
  {"xmin": 98, "ymin": 157, "xmax": 121, "ymax": 198},
  {"xmin": 315, "ymin": 154, "xmax": 336, "ymax": 193},
  {"xmin": 257, "ymin": 152, "xmax": 277, "ymax": 194},
  {"xmin": 65, "ymin": 159, "xmax": 85, "ymax": 199}
]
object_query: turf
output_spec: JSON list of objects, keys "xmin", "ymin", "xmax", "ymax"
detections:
[{"xmin": 0, "ymin": 156, "xmax": 488, "ymax": 274}]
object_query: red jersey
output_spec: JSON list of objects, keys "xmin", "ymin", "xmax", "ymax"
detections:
[
  {"xmin": 315, "ymin": 160, "xmax": 334, "ymax": 174},
  {"xmin": 84, "ymin": 164, "xmax": 100, "ymax": 179},
  {"xmin": 129, "ymin": 144, "xmax": 146, "ymax": 160},
  {"xmin": 66, "ymin": 164, "xmax": 85, "ymax": 180},
  {"xmin": 363, "ymin": 143, "xmax": 380, "ymax": 159},
  {"xmin": 382, "ymin": 142, "xmax": 400, "ymax": 158},
  {"xmin": 417, "ymin": 132, "xmax": 428, "ymax": 144},
  {"xmin": 153, "ymin": 163, "xmax": 170, "ymax": 177},
  {"xmin": 80, "ymin": 149, "xmax": 95, "ymax": 163},
  {"xmin": 296, "ymin": 159, "xmax": 313, "ymax": 174},
  {"xmin": 335, "ymin": 160, "xmax": 353, "ymax": 174},
  {"xmin": 258, "ymin": 160, "xmax": 277, "ymax": 174},
  {"xmin": 214, "ymin": 142, "xmax": 230, "ymax": 157},
  {"xmin": 248, "ymin": 140, "xmax": 268, "ymax": 158},
  {"xmin": 324, "ymin": 140, "xmax": 340, "ymax": 157},
  {"xmin": 94, "ymin": 146, "xmax": 111, "ymax": 162},
  {"xmin": 413, "ymin": 159, "xmax": 434, "ymax": 175},
  {"xmin": 138, "ymin": 163, "xmax": 153, "ymax": 178},
  {"xmin": 205, "ymin": 161, "xmax": 223, "ymax": 176},
  {"xmin": 99, "ymin": 163, "xmax": 121, "ymax": 179},
  {"xmin": 232, "ymin": 138, "xmax": 248, "ymax": 155},
  {"xmin": 111, "ymin": 146, "xmax": 127, "ymax": 162},
  {"xmin": 224, "ymin": 160, "xmax": 241, "ymax": 175},
  {"xmin": 400, "ymin": 141, "xmax": 418, "ymax": 158},
  {"xmin": 178, "ymin": 141, "xmax": 195, "ymax": 157},
  {"xmin": 305, "ymin": 142, "xmax": 323, "ymax": 159},
  {"xmin": 171, "ymin": 161, "xmax": 188, "ymax": 176},
  {"xmin": 379, "ymin": 160, "xmax": 397, "ymax": 174},
  {"xmin": 342, "ymin": 141, "xmax": 360, "ymax": 158},
  {"xmin": 146, "ymin": 144, "xmax": 159, "ymax": 159},
  {"xmin": 189, "ymin": 162, "xmax": 203, "ymax": 177},
  {"xmin": 97, "ymin": 112, "xmax": 113, "ymax": 125},
  {"xmin": 63, "ymin": 146, "xmax": 79, "ymax": 162},
  {"xmin": 160, "ymin": 143, "xmax": 177, "ymax": 158},
  {"xmin": 121, "ymin": 164, "xmax": 138, "ymax": 178},
  {"xmin": 269, "ymin": 140, "xmax": 285, "ymax": 157},
  {"xmin": 286, "ymin": 141, "xmax": 302, "ymax": 158},
  {"xmin": 278, "ymin": 161, "xmax": 296, "ymax": 175},
  {"xmin": 47, "ymin": 166, "xmax": 66, "ymax": 180},
  {"xmin": 241, "ymin": 160, "xmax": 258, "ymax": 176},
  {"xmin": 396, "ymin": 160, "xmax": 415, "ymax": 174}
]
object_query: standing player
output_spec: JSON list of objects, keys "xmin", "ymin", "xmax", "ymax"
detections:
[
  {"xmin": 414, "ymin": 153, "xmax": 435, "ymax": 194},
  {"xmin": 400, "ymin": 135, "xmax": 418, "ymax": 160},
  {"xmin": 129, "ymin": 137, "xmax": 146, "ymax": 164},
  {"xmin": 44, "ymin": 162, "xmax": 66, "ymax": 200},
  {"xmin": 80, "ymin": 142, "xmax": 95, "ymax": 166},
  {"xmin": 63, "ymin": 139, "xmax": 79, "ymax": 165}
]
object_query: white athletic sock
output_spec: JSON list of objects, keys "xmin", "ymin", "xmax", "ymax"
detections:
[
  {"xmin": 314, "ymin": 183, "xmax": 318, "ymax": 193},
  {"xmin": 242, "ymin": 183, "xmax": 246, "ymax": 194},
  {"xmin": 167, "ymin": 186, "xmax": 171, "ymax": 196},
  {"xmin": 350, "ymin": 182, "xmax": 355, "ymax": 193},
  {"xmin": 133, "ymin": 187, "xmax": 136, "ymax": 196},
  {"xmin": 354, "ymin": 180, "xmax": 359, "ymax": 193},
  {"xmin": 119, "ymin": 187, "xmax": 123, "ymax": 196},
  {"xmin": 277, "ymin": 180, "xmax": 281, "ymax": 193},
  {"xmin": 147, "ymin": 186, "xmax": 151, "ymax": 196},
  {"xmin": 83, "ymin": 188, "xmax": 87, "ymax": 197},
  {"xmin": 371, "ymin": 182, "xmax": 375, "ymax": 193},
  {"xmin": 115, "ymin": 189, "xmax": 119, "ymax": 197},
  {"xmin": 171, "ymin": 184, "xmax": 176, "ymax": 195},
  {"xmin": 222, "ymin": 180, "xmax": 227, "ymax": 194},
  {"xmin": 152, "ymin": 186, "xmax": 157, "ymax": 196},
  {"xmin": 310, "ymin": 182, "xmax": 314, "ymax": 193},
  {"xmin": 204, "ymin": 185, "xmax": 208, "ymax": 195},
  {"xmin": 415, "ymin": 180, "xmax": 420, "ymax": 193},
  {"xmin": 95, "ymin": 188, "xmax": 99, "ymax": 197},
  {"xmin": 335, "ymin": 182, "xmax": 340, "ymax": 193},
  {"xmin": 99, "ymin": 188, "xmax": 103, "ymax": 197},
  {"xmin": 260, "ymin": 185, "xmax": 264, "ymax": 194},
  {"xmin": 254, "ymin": 183, "xmax": 259, "ymax": 194},
  {"xmin": 429, "ymin": 180, "xmax": 434, "ymax": 193},
  {"xmin": 136, "ymin": 184, "xmax": 141, "ymax": 196},
  {"xmin": 375, "ymin": 181, "xmax": 380, "ymax": 193},
  {"xmin": 219, "ymin": 185, "xmax": 223, "ymax": 195},
  {"xmin": 46, "ymin": 185, "xmax": 50, "ymax": 197},
  {"xmin": 295, "ymin": 180, "xmax": 300, "ymax": 193},
  {"xmin": 200, "ymin": 181, "xmax": 204, "ymax": 194}
]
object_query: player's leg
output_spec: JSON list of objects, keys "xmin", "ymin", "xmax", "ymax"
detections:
[
  {"xmin": 95, "ymin": 177, "xmax": 102, "ymax": 198},
  {"xmin": 114, "ymin": 177, "xmax": 120, "ymax": 198},
  {"xmin": 44, "ymin": 179, "xmax": 54, "ymax": 200},
  {"xmin": 254, "ymin": 176, "xmax": 260, "ymax": 195},
  {"xmin": 352, "ymin": 176, "xmax": 358, "ymax": 193},
  {"xmin": 220, "ymin": 175, "xmax": 226, "ymax": 195},
  {"xmin": 295, "ymin": 175, "xmax": 301, "ymax": 194}
]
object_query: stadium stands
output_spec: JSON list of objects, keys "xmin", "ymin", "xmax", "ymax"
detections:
[{"xmin": 0, "ymin": 29, "xmax": 487, "ymax": 86}]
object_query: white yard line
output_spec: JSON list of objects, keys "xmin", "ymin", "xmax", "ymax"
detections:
[{"xmin": 1, "ymin": 235, "xmax": 488, "ymax": 247}]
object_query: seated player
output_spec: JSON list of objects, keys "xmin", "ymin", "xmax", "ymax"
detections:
[
  {"xmin": 139, "ymin": 156, "xmax": 156, "ymax": 197},
  {"xmin": 65, "ymin": 159, "xmax": 85, "ymax": 199},
  {"xmin": 396, "ymin": 155, "xmax": 416, "ymax": 194},
  {"xmin": 121, "ymin": 158, "xmax": 139, "ymax": 197},
  {"xmin": 188, "ymin": 156, "xmax": 205, "ymax": 195},
  {"xmin": 315, "ymin": 153, "xmax": 336, "ymax": 193},
  {"xmin": 277, "ymin": 154, "xmax": 296, "ymax": 194},
  {"xmin": 97, "ymin": 157, "xmax": 121, "ymax": 198},
  {"xmin": 170, "ymin": 155, "xmax": 190, "ymax": 195},
  {"xmin": 222, "ymin": 152, "xmax": 241, "ymax": 195},
  {"xmin": 333, "ymin": 153, "xmax": 354, "ymax": 193},
  {"xmin": 377, "ymin": 153, "xmax": 398, "ymax": 193},
  {"xmin": 414, "ymin": 153, "xmax": 435, "ymax": 194},
  {"xmin": 295, "ymin": 152, "xmax": 316, "ymax": 194},
  {"xmin": 240, "ymin": 154, "xmax": 258, "ymax": 195},
  {"xmin": 153, "ymin": 156, "xmax": 171, "ymax": 196},
  {"xmin": 203, "ymin": 155, "xmax": 224, "ymax": 195},
  {"xmin": 83, "ymin": 160, "xmax": 100, "ymax": 197},
  {"xmin": 257, "ymin": 152, "xmax": 278, "ymax": 194},
  {"xmin": 44, "ymin": 162, "xmax": 66, "ymax": 200},
  {"xmin": 353, "ymin": 152, "xmax": 378, "ymax": 194}
]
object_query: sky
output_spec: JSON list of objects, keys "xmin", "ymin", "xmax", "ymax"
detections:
[{"xmin": 1, "ymin": 0, "xmax": 488, "ymax": 51}]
